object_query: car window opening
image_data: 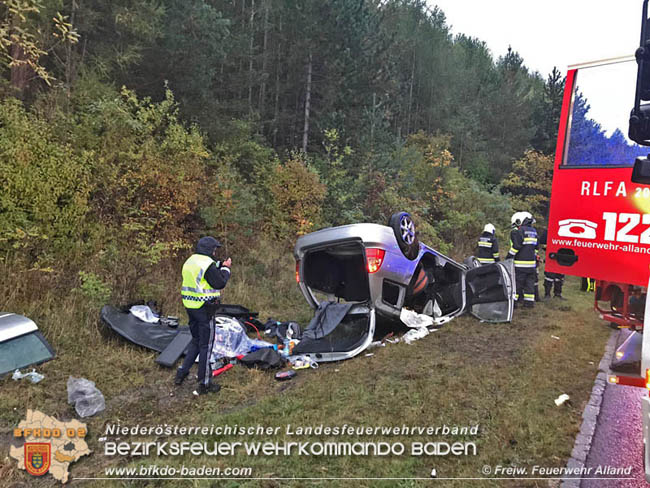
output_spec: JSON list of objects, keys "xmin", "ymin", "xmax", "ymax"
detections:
[
  {"xmin": 303, "ymin": 242, "xmax": 370, "ymax": 302},
  {"xmin": 403, "ymin": 256, "xmax": 463, "ymax": 317}
]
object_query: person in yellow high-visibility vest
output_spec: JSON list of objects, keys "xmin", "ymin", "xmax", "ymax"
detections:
[{"xmin": 175, "ymin": 236, "xmax": 231, "ymax": 395}]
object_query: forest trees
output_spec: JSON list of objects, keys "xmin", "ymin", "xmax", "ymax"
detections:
[
  {"xmin": 0, "ymin": 0, "xmax": 590, "ymax": 277},
  {"xmin": 0, "ymin": 0, "xmax": 566, "ymax": 183},
  {"xmin": 0, "ymin": 0, "xmax": 78, "ymax": 93}
]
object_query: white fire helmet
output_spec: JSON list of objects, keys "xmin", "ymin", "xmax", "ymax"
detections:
[
  {"xmin": 520, "ymin": 211, "xmax": 534, "ymax": 225},
  {"xmin": 483, "ymin": 223, "xmax": 495, "ymax": 234},
  {"xmin": 511, "ymin": 212, "xmax": 525, "ymax": 227}
]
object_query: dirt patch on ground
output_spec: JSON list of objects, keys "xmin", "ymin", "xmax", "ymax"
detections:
[{"xmin": 432, "ymin": 304, "xmax": 575, "ymax": 366}]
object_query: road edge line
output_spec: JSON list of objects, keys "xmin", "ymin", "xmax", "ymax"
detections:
[{"xmin": 561, "ymin": 329, "xmax": 618, "ymax": 488}]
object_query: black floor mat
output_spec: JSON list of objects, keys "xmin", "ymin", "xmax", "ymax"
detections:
[
  {"xmin": 293, "ymin": 314, "xmax": 369, "ymax": 354},
  {"xmin": 100, "ymin": 305, "xmax": 188, "ymax": 352}
]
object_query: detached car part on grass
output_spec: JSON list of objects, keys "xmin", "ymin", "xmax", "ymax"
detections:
[
  {"xmin": 293, "ymin": 212, "xmax": 515, "ymax": 362},
  {"xmin": 0, "ymin": 312, "xmax": 55, "ymax": 376},
  {"xmin": 100, "ymin": 304, "xmax": 266, "ymax": 367}
]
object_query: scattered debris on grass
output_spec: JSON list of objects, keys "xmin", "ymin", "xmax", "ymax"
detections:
[
  {"xmin": 554, "ymin": 393, "xmax": 571, "ymax": 406},
  {"xmin": 11, "ymin": 369, "xmax": 44, "ymax": 384},
  {"xmin": 67, "ymin": 377, "xmax": 105, "ymax": 418},
  {"xmin": 274, "ymin": 370, "xmax": 296, "ymax": 381}
]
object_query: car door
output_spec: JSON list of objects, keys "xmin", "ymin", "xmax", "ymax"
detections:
[
  {"xmin": 291, "ymin": 305, "xmax": 375, "ymax": 362},
  {"xmin": 463, "ymin": 260, "xmax": 515, "ymax": 323}
]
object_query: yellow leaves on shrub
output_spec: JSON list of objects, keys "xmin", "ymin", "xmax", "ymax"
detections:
[
  {"xmin": 268, "ymin": 155, "xmax": 326, "ymax": 238},
  {"xmin": 0, "ymin": 99, "xmax": 91, "ymax": 258},
  {"xmin": 0, "ymin": 1, "xmax": 79, "ymax": 86},
  {"xmin": 502, "ymin": 150, "xmax": 554, "ymax": 225},
  {"xmin": 86, "ymin": 88, "xmax": 210, "ymax": 264},
  {"xmin": 403, "ymin": 132, "xmax": 453, "ymax": 210}
]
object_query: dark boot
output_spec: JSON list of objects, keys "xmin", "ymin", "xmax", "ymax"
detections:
[
  {"xmin": 193, "ymin": 383, "xmax": 221, "ymax": 396},
  {"xmin": 174, "ymin": 368, "xmax": 188, "ymax": 385},
  {"xmin": 554, "ymin": 280, "xmax": 564, "ymax": 298},
  {"xmin": 544, "ymin": 283, "xmax": 553, "ymax": 300}
]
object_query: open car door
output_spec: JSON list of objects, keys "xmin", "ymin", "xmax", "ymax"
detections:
[
  {"xmin": 292, "ymin": 305, "xmax": 375, "ymax": 362},
  {"xmin": 464, "ymin": 260, "xmax": 515, "ymax": 323}
]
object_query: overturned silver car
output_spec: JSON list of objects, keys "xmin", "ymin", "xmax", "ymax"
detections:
[{"xmin": 292, "ymin": 212, "xmax": 515, "ymax": 362}]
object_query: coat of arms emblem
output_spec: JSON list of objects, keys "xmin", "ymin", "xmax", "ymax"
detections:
[{"xmin": 25, "ymin": 443, "xmax": 51, "ymax": 476}]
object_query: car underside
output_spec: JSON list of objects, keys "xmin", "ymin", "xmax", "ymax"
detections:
[{"xmin": 292, "ymin": 213, "xmax": 515, "ymax": 362}]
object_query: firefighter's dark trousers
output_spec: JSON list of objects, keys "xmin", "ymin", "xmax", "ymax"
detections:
[
  {"xmin": 515, "ymin": 269, "xmax": 536, "ymax": 308},
  {"xmin": 178, "ymin": 305, "xmax": 216, "ymax": 386},
  {"xmin": 544, "ymin": 272, "xmax": 565, "ymax": 297}
]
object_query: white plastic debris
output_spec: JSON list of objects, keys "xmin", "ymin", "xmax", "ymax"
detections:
[
  {"xmin": 554, "ymin": 394, "xmax": 570, "ymax": 406},
  {"xmin": 422, "ymin": 299, "xmax": 442, "ymax": 318},
  {"xmin": 403, "ymin": 327, "xmax": 431, "ymax": 344},
  {"xmin": 12, "ymin": 369, "xmax": 44, "ymax": 384},
  {"xmin": 288, "ymin": 355, "xmax": 318, "ymax": 369},
  {"xmin": 551, "ymin": 335, "xmax": 560, "ymax": 340},
  {"xmin": 129, "ymin": 305, "xmax": 159, "ymax": 323},
  {"xmin": 365, "ymin": 353, "xmax": 374, "ymax": 357},
  {"xmin": 67, "ymin": 377, "xmax": 106, "ymax": 418},
  {"xmin": 366, "ymin": 341, "xmax": 385, "ymax": 350},
  {"xmin": 400, "ymin": 308, "xmax": 435, "ymax": 328}
]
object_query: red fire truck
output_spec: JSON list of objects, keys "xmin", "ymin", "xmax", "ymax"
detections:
[{"xmin": 545, "ymin": 1, "xmax": 650, "ymax": 478}]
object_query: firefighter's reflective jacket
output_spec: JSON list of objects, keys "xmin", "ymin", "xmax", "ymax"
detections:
[
  {"xmin": 477, "ymin": 231, "xmax": 500, "ymax": 264},
  {"xmin": 507, "ymin": 225, "xmax": 538, "ymax": 271}
]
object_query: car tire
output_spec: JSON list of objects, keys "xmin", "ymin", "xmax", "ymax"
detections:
[{"xmin": 389, "ymin": 211, "xmax": 419, "ymax": 260}]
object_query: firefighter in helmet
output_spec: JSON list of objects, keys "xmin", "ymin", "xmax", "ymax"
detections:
[
  {"xmin": 507, "ymin": 212, "xmax": 538, "ymax": 308},
  {"xmin": 476, "ymin": 223, "xmax": 500, "ymax": 264}
]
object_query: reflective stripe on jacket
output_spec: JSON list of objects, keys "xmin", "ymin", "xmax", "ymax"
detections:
[
  {"xmin": 181, "ymin": 254, "xmax": 222, "ymax": 309},
  {"xmin": 509, "ymin": 225, "xmax": 538, "ymax": 270},
  {"xmin": 477, "ymin": 231, "xmax": 499, "ymax": 264}
]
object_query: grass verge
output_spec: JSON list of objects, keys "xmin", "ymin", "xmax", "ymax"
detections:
[{"xmin": 1, "ymin": 272, "xmax": 611, "ymax": 487}]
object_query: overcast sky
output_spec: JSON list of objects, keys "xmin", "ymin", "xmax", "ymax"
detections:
[
  {"xmin": 430, "ymin": 0, "xmax": 641, "ymax": 77},
  {"xmin": 430, "ymin": 0, "xmax": 644, "ymax": 137}
]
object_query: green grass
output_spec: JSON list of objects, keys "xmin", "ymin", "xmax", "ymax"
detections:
[{"xmin": 0, "ymin": 268, "xmax": 611, "ymax": 487}]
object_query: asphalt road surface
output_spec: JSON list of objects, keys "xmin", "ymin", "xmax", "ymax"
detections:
[{"xmin": 583, "ymin": 336, "xmax": 647, "ymax": 487}]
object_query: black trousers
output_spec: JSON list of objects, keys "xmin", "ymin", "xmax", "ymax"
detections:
[
  {"xmin": 516, "ymin": 269, "xmax": 536, "ymax": 305},
  {"xmin": 544, "ymin": 272, "xmax": 564, "ymax": 296},
  {"xmin": 178, "ymin": 304, "xmax": 216, "ymax": 386}
]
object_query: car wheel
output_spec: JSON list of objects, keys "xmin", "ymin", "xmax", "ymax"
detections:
[{"xmin": 389, "ymin": 211, "xmax": 419, "ymax": 260}]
